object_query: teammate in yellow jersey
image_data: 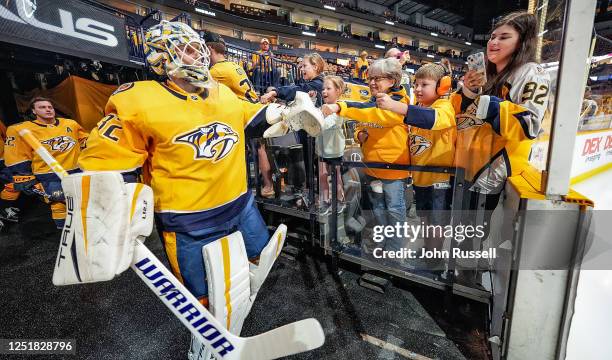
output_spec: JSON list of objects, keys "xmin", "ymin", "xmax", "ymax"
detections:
[
  {"xmin": 204, "ymin": 32, "xmax": 258, "ymax": 103},
  {"xmin": 4, "ymin": 97, "xmax": 88, "ymax": 228},
  {"xmin": 0, "ymin": 119, "xmax": 20, "ymax": 227}
]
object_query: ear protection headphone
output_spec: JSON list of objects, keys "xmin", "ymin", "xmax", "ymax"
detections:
[{"xmin": 435, "ymin": 63, "xmax": 452, "ymax": 96}]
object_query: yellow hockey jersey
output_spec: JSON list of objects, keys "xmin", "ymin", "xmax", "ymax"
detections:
[
  {"xmin": 451, "ymin": 62, "xmax": 550, "ymax": 194},
  {"xmin": 0, "ymin": 120, "xmax": 6, "ymax": 163},
  {"xmin": 4, "ymin": 118, "xmax": 88, "ymax": 181},
  {"xmin": 210, "ymin": 60, "xmax": 259, "ymax": 103},
  {"xmin": 338, "ymin": 86, "xmax": 410, "ymax": 180},
  {"xmin": 405, "ymin": 98, "xmax": 456, "ymax": 187},
  {"xmin": 78, "ymin": 80, "xmax": 267, "ymax": 232}
]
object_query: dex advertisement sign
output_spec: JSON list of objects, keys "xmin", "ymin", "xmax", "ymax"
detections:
[{"xmin": 0, "ymin": 0, "xmax": 130, "ymax": 64}]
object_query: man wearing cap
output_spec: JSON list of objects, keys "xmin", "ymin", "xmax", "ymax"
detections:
[
  {"xmin": 251, "ymin": 37, "xmax": 278, "ymax": 92},
  {"xmin": 204, "ymin": 32, "xmax": 258, "ymax": 103}
]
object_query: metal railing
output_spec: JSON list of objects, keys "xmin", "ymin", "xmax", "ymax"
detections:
[{"xmin": 226, "ymin": 44, "xmax": 302, "ymax": 94}]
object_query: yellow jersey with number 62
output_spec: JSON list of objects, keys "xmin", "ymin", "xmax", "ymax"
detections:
[
  {"xmin": 78, "ymin": 80, "xmax": 267, "ymax": 232},
  {"xmin": 210, "ymin": 60, "xmax": 259, "ymax": 103}
]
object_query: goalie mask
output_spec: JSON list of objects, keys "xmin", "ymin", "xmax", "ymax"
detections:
[{"xmin": 144, "ymin": 21, "xmax": 212, "ymax": 89}]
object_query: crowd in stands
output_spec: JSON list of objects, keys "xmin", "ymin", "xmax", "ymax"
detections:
[
  {"xmin": 187, "ymin": 0, "xmax": 469, "ymax": 61},
  {"xmin": 319, "ymin": 0, "xmax": 471, "ymax": 41}
]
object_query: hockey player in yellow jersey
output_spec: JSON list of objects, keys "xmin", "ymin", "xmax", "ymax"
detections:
[
  {"xmin": 4, "ymin": 98, "xmax": 87, "ymax": 229},
  {"xmin": 204, "ymin": 32, "xmax": 258, "ymax": 103},
  {"xmin": 77, "ymin": 21, "xmax": 323, "ymax": 359},
  {"xmin": 0, "ymin": 119, "xmax": 20, "ymax": 227}
]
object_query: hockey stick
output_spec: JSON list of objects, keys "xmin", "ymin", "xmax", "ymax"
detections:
[{"xmin": 19, "ymin": 129, "xmax": 326, "ymax": 359}]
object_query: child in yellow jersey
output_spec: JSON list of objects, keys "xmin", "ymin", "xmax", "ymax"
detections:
[
  {"xmin": 375, "ymin": 63, "xmax": 456, "ymax": 270},
  {"xmin": 4, "ymin": 97, "xmax": 88, "ymax": 229}
]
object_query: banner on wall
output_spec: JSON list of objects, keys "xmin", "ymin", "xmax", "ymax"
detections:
[
  {"xmin": 531, "ymin": 128, "xmax": 612, "ymax": 182},
  {"xmin": 341, "ymin": 81, "xmax": 370, "ymax": 102},
  {"xmin": 571, "ymin": 129, "xmax": 612, "ymax": 177},
  {"xmin": 0, "ymin": 0, "xmax": 131, "ymax": 65},
  {"xmin": 14, "ymin": 76, "xmax": 116, "ymax": 131}
]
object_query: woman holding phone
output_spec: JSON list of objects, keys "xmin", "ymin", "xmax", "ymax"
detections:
[{"xmin": 452, "ymin": 11, "xmax": 551, "ymax": 284}]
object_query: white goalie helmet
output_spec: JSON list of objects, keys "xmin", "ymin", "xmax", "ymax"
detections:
[{"xmin": 143, "ymin": 21, "xmax": 213, "ymax": 89}]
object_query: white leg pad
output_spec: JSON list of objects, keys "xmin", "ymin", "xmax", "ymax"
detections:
[
  {"xmin": 203, "ymin": 232, "xmax": 252, "ymax": 335},
  {"xmin": 249, "ymin": 224, "xmax": 287, "ymax": 302},
  {"xmin": 53, "ymin": 172, "xmax": 153, "ymax": 286},
  {"xmin": 189, "ymin": 225, "xmax": 288, "ymax": 360},
  {"xmin": 189, "ymin": 232, "xmax": 252, "ymax": 360}
]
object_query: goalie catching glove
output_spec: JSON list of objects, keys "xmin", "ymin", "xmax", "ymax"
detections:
[{"xmin": 264, "ymin": 91, "xmax": 325, "ymax": 138}]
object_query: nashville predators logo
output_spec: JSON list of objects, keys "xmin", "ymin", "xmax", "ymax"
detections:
[
  {"xmin": 41, "ymin": 136, "xmax": 77, "ymax": 152},
  {"xmin": 174, "ymin": 122, "xmax": 239, "ymax": 162},
  {"xmin": 456, "ymin": 114, "xmax": 485, "ymax": 130},
  {"xmin": 409, "ymin": 134, "xmax": 432, "ymax": 156},
  {"xmin": 456, "ymin": 103, "xmax": 484, "ymax": 130}
]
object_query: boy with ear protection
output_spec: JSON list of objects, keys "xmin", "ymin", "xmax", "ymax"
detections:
[{"xmin": 374, "ymin": 62, "xmax": 456, "ymax": 272}]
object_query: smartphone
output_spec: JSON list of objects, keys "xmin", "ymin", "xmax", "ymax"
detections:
[{"xmin": 467, "ymin": 52, "xmax": 487, "ymax": 83}]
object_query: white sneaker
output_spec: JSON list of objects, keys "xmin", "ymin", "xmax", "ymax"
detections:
[{"xmin": 0, "ymin": 207, "xmax": 19, "ymax": 222}]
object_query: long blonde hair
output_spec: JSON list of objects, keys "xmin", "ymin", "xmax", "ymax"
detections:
[
  {"xmin": 323, "ymin": 75, "xmax": 346, "ymax": 103},
  {"xmin": 303, "ymin": 53, "xmax": 326, "ymax": 75}
]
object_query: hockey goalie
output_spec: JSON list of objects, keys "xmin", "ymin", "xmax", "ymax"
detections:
[{"xmin": 44, "ymin": 19, "xmax": 325, "ymax": 360}]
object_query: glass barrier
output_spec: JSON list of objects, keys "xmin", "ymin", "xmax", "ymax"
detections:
[{"xmin": 528, "ymin": 0, "xmax": 568, "ymax": 171}]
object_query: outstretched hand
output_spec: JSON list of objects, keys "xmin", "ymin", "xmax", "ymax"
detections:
[
  {"xmin": 375, "ymin": 93, "xmax": 394, "ymax": 110},
  {"xmin": 260, "ymin": 91, "xmax": 277, "ymax": 104},
  {"xmin": 321, "ymin": 103, "xmax": 340, "ymax": 117}
]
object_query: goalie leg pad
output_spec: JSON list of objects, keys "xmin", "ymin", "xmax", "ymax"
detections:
[
  {"xmin": 203, "ymin": 232, "xmax": 252, "ymax": 334},
  {"xmin": 249, "ymin": 224, "xmax": 287, "ymax": 301},
  {"xmin": 53, "ymin": 172, "xmax": 154, "ymax": 286},
  {"xmin": 189, "ymin": 232, "xmax": 252, "ymax": 360}
]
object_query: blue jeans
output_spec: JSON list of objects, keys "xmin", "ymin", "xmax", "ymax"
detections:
[
  {"xmin": 366, "ymin": 175, "xmax": 408, "ymax": 251},
  {"xmin": 159, "ymin": 194, "xmax": 269, "ymax": 299}
]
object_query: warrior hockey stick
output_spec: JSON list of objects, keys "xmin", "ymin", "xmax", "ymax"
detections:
[{"xmin": 19, "ymin": 129, "xmax": 326, "ymax": 359}]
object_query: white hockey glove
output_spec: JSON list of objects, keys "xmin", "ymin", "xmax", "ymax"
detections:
[{"xmin": 264, "ymin": 92, "xmax": 324, "ymax": 138}]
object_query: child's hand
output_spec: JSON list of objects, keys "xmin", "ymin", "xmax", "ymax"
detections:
[
  {"xmin": 375, "ymin": 93, "xmax": 394, "ymax": 110},
  {"xmin": 321, "ymin": 104, "xmax": 340, "ymax": 117},
  {"xmin": 357, "ymin": 131, "xmax": 368, "ymax": 144},
  {"xmin": 375, "ymin": 93, "xmax": 408, "ymax": 115},
  {"xmin": 260, "ymin": 91, "xmax": 276, "ymax": 104}
]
